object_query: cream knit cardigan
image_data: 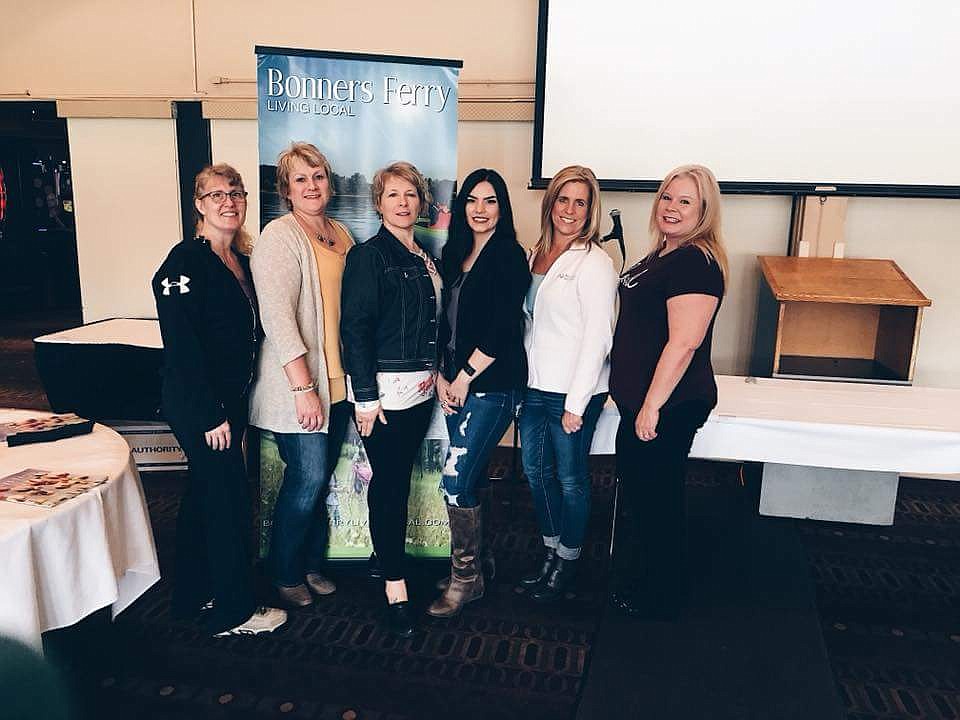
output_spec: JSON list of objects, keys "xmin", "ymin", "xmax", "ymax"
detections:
[{"xmin": 249, "ymin": 213, "xmax": 332, "ymax": 434}]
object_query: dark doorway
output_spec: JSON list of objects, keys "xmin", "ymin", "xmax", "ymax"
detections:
[{"xmin": 0, "ymin": 101, "xmax": 81, "ymax": 325}]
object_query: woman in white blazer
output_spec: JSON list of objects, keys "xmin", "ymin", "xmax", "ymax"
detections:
[{"xmin": 518, "ymin": 165, "xmax": 618, "ymax": 602}]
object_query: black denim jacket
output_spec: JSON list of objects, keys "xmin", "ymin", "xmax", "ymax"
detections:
[{"xmin": 341, "ymin": 224, "xmax": 441, "ymax": 403}]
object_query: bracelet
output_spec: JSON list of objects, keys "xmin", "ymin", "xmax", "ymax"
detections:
[{"xmin": 289, "ymin": 381, "xmax": 317, "ymax": 394}]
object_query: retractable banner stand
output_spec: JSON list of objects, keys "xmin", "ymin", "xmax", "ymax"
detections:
[{"xmin": 255, "ymin": 46, "xmax": 462, "ymax": 560}]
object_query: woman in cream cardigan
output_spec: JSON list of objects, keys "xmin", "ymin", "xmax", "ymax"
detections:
[{"xmin": 249, "ymin": 142, "xmax": 354, "ymax": 608}]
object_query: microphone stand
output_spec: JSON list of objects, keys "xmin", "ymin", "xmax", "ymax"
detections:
[{"xmin": 600, "ymin": 209, "xmax": 626, "ymax": 272}]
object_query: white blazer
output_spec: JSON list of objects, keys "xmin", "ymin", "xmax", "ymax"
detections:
[{"xmin": 524, "ymin": 242, "xmax": 619, "ymax": 416}]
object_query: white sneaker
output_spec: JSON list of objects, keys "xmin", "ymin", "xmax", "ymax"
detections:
[{"xmin": 214, "ymin": 606, "xmax": 287, "ymax": 637}]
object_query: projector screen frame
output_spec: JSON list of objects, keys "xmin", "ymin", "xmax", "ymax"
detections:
[{"xmin": 531, "ymin": 0, "xmax": 960, "ymax": 199}]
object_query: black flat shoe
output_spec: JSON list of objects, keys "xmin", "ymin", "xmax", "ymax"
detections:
[
  {"xmin": 518, "ymin": 547, "xmax": 557, "ymax": 588},
  {"xmin": 383, "ymin": 601, "xmax": 415, "ymax": 637}
]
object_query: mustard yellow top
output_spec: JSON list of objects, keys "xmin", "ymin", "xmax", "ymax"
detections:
[{"xmin": 309, "ymin": 220, "xmax": 354, "ymax": 403}]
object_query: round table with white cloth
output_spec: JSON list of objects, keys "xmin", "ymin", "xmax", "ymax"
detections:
[{"xmin": 0, "ymin": 409, "xmax": 160, "ymax": 651}]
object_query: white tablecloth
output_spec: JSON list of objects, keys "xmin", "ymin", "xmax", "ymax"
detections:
[
  {"xmin": 591, "ymin": 376, "xmax": 960, "ymax": 475},
  {"xmin": 0, "ymin": 409, "xmax": 160, "ymax": 651},
  {"xmin": 33, "ymin": 318, "xmax": 163, "ymax": 348}
]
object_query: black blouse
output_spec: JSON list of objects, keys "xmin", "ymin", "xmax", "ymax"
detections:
[
  {"xmin": 439, "ymin": 232, "xmax": 531, "ymax": 392},
  {"xmin": 609, "ymin": 243, "xmax": 724, "ymax": 413}
]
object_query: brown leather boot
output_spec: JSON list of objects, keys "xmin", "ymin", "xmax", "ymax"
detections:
[
  {"xmin": 435, "ymin": 486, "xmax": 496, "ymax": 591},
  {"xmin": 477, "ymin": 485, "xmax": 497, "ymax": 581},
  {"xmin": 427, "ymin": 505, "xmax": 484, "ymax": 618}
]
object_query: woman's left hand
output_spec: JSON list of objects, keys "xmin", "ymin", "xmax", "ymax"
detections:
[
  {"xmin": 635, "ymin": 404, "xmax": 659, "ymax": 442},
  {"xmin": 436, "ymin": 375, "xmax": 455, "ymax": 415},
  {"xmin": 204, "ymin": 419, "xmax": 232, "ymax": 451},
  {"xmin": 446, "ymin": 374, "xmax": 470, "ymax": 408},
  {"xmin": 561, "ymin": 411, "xmax": 583, "ymax": 434}
]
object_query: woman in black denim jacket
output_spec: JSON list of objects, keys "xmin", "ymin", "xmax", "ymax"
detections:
[{"xmin": 341, "ymin": 161, "xmax": 442, "ymax": 637}]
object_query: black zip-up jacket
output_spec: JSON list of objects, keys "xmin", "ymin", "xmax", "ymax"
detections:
[
  {"xmin": 439, "ymin": 232, "xmax": 531, "ymax": 392},
  {"xmin": 152, "ymin": 237, "xmax": 259, "ymax": 434},
  {"xmin": 341, "ymin": 224, "xmax": 441, "ymax": 403}
]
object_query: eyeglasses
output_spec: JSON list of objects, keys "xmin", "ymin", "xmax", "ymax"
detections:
[{"xmin": 199, "ymin": 190, "xmax": 248, "ymax": 204}]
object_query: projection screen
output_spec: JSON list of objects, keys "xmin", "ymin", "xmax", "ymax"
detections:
[{"xmin": 532, "ymin": 0, "xmax": 960, "ymax": 197}]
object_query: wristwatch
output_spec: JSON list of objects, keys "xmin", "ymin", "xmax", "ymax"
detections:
[{"xmin": 461, "ymin": 361, "xmax": 477, "ymax": 378}]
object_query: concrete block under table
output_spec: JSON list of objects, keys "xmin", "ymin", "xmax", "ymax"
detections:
[{"xmin": 759, "ymin": 463, "xmax": 899, "ymax": 525}]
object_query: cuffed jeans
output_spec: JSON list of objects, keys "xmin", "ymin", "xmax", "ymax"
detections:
[
  {"xmin": 441, "ymin": 389, "xmax": 521, "ymax": 508},
  {"xmin": 268, "ymin": 400, "xmax": 353, "ymax": 587},
  {"xmin": 519, "ymin": 389, "xmax": 606, "ymax": 559}
]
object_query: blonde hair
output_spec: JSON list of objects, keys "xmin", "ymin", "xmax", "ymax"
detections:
[
  {"xmin": 371, "ymin": 161, "xmax": 432, "ymax": 216},
  {"xmin": 534, "ymin": 165, "xmax": 602, "ymax": 259},
  {"xmin": 275, "ymin": 141, "xmax": 335, "ymax": 211},
  {"xmin": 648, "ymin": 164, "xmax": 729, "ymax": 287},
  {"xmin": 193, "ymin": 163, "xmax": 253, "ymax": 255}
]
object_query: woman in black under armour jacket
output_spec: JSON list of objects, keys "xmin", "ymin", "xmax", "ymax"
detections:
[{"xmin": 152, "ymin": 163, "xmax": 286, "ymax": 638}]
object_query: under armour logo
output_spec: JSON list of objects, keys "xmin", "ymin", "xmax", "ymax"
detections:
[{"xmin": 161, "ymin": 275, "xmax": 191, "ymax": 295}]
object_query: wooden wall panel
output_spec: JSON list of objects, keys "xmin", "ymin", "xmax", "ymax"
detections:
[{"xmin": 1, "ymin": 1, "xmax": 195, "ymax": 98}]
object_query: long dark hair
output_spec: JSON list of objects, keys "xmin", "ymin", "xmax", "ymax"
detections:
[{"xmin": 440, "ymin": 168, "xmax": 517, "ymax": 284}]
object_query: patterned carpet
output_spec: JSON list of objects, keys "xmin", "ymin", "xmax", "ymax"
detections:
[
  {"xmin": 44, "ymin": 458, "xmax": 617, "ymax": 720},
  {"xmin": 799, "ymin": 477, "xmax": 960, "ymax": 720}
]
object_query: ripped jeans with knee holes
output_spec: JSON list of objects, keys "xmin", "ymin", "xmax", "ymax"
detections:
[{"xmin": 440, "ymin": 389, "xmax": 521, "ymax": 508}]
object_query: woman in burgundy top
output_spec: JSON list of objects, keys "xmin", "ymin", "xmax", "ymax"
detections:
[{"xmin": 608, "ymin": 164, "xmax": 728, "ymax": 620}]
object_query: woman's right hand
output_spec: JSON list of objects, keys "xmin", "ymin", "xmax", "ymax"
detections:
[
  {"xmin": 355, "ymin": 402, "xmax": 387, "ymax": 437},
  {"xmin": 294, "ymin": 390, "xmax": 325, "ymax": 431},
  {"xmin": 204, "ymin": 419, "xmax": 232, "ymax": 451}
]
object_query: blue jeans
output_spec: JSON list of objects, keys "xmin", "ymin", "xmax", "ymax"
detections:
[
  {"xmin": 519, "ymin": 389, "xmax": 606, "ymax": 559},
  {"xmin": 441, "ymin": 389, "xmax": 522, "ymax": 508},
  {"xmin": 269, "ymin": 400, "xmax": 352, "ymax": 587}
]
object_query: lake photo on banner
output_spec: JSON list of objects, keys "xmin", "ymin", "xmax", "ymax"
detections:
[{"xmin": 261, "ymin": 190, "xmax": 381, "ymax": 243}]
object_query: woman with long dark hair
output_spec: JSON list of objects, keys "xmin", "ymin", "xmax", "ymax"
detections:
[{"xmin": 427, "ymin": 169, "xmax": 531, "ymax": 618}]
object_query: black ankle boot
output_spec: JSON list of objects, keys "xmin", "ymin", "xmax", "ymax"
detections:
[
  {"xmin": 531, "ymin": 557, "xmax": 576, "ymax": 602},
  {"xmin": 519, "ymin": 546, "xmax": 557, "ymax": 587}
]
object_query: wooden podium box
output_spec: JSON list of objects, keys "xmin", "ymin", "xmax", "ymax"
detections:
[{"xmin": 751, "ymin": 257, "xmax": 931, "ymax": 384}]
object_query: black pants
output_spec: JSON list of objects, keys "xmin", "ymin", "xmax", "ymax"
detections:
[
  {"xmin": 360, "ymin": 400, "xmax": 434, "ymax": 581},
  {"xmin": 167, "ymin": 409, "xmax": 256, "ymax": 634},
  {"xmin": 612, "ymin": 399, "xmax": 711, "ymax": 613}
]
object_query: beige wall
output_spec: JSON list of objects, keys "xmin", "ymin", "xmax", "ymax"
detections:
[
  {"xmin": 844, "ymin": 199, "xmax": 959, "ymax": 388},
  {"xmin": 193, "ymin": 0, "xmax": 537, "ymax": 97},
  {"xmin": 4, "ymin": 0, "xmax": 958, "ymax": 386},
  {"xmin": 209, "ymin": 119, "xmax": 260, "ymax": 234},
  {"xmin": 0, "ymin": 1, "xmax": 195, "ymax": 98},
  {"xmin": 1, "ymin": 0, "xmax": 536, "ymax": 100},
  {"xmin": 67, "ymin": 118, "xmax": 182, "ymax": 322}
]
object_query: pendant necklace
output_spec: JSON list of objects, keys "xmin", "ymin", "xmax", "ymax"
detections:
[{"xmin": 296, "ymin": 214, "xmax": 336, "ymax": 247}]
